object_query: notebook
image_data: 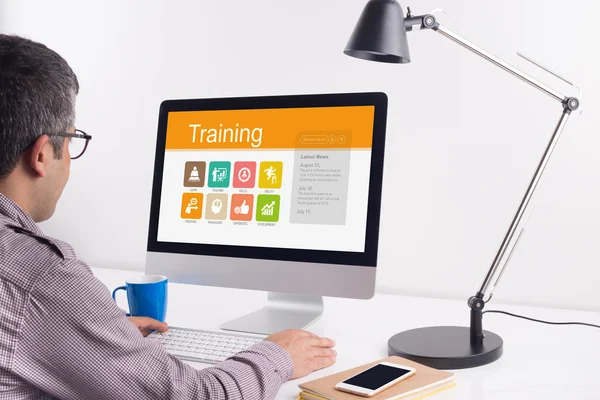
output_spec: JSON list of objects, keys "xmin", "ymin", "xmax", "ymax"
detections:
[{"xmin": 297, "ymin": 356, "xmax": 455, "ymax": 400}]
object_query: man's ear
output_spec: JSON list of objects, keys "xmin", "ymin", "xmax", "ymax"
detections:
[{"xmin": 25, "ymin": 135, "xmax": 52, "ymax": 178}]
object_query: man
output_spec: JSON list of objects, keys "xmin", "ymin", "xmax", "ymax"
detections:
[{"xmin": 0, "ymin": 34, "xmax": 336, "ymax": 399}]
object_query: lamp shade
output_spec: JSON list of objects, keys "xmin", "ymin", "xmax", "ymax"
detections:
[{"xmin": 344, "ymin": 0, "xmax": 410, "ymax": 63}]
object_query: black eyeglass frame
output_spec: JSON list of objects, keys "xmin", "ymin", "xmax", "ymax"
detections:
[{"xmin": 46, "ymin": 129, "xmax": 93, "ymax": 159}]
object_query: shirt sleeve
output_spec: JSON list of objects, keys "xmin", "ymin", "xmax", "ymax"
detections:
[{"xmin": 11, "ymin": 260, "xmax": 294, "ymax": 400}]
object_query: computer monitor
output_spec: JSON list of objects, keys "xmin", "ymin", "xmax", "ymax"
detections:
[{"xmin": 146, "ymin": 92, "xmax": 388, "ymax": 335}]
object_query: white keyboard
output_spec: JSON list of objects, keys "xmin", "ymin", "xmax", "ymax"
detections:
[{"xmin": 148, "ymin": 327, "xmax": 264, "ymax": 364}]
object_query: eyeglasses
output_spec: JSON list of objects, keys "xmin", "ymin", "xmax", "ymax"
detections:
[{"xmin": 46, "ymin": 129, "xmax": 93, "ymax": 160}]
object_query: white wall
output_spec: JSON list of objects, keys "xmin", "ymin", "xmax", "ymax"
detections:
[{"xmin": 1, "ymin": 0, "xmax": 598, "ymax": 311}]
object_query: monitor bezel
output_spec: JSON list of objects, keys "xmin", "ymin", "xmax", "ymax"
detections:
[{"xmin": 147, "ymin": 92, "xmax": 388, "ymax": 267}]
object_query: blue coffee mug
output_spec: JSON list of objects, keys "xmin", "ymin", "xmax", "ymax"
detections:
[{"xmin": 112, "ymin": 275, "xmax": 168, "ymax": 322}]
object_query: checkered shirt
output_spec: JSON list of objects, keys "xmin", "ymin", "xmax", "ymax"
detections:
[{"xmin": 0, "ymin": 193, "xmax": 293, "ymax": 399}]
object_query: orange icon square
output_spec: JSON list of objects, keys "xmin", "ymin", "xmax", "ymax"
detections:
[
  {"xmin": 230, "ymin": 194, "xmax": 254, "ymax": 221},
  {"xmin": 181, "ymin": 193, "xmax": 203, "ymax": 219}
]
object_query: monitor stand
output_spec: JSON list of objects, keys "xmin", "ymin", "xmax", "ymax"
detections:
[{"xmin": 220, "ymin": 292, "xmax": 324, "ymax": 336}]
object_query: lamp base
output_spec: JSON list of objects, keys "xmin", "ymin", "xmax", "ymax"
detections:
[{"xmin": 387, "ymin": 326, "xmax": 503, "ymax": 369}]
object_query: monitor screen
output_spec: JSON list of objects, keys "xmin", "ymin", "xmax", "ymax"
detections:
[{"xmin": 148, "ymin": 93, "xmax": 387, "ymax": 267}]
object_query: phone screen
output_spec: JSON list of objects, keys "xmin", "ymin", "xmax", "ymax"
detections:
[{"xmin": 343, "ymin": 364, "xmax": 412, "ymax": 390}]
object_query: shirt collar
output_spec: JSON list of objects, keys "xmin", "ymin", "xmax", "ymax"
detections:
[{"xmin": 0, "ymin": 193, "xmax": 44, "ymax": 235}]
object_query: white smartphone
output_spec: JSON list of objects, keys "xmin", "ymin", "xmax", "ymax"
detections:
[{"xmin": 334, "ymin": 362, "xmax": 416, "ymax": 397}]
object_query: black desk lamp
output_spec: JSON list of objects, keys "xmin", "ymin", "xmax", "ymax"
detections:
[{"xmin": 344, "ymin": 0, "xmax": 581, "ymax": 369}]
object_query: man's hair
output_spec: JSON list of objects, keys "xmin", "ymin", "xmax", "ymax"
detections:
[{"xmin": 0, "ymin": 34, "xmax": 79, "ymax": 178}]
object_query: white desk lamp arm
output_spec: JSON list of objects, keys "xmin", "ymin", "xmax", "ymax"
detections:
[{"xmin": 404, "ymin": 10, "xmax": 581, "ymax": 343}]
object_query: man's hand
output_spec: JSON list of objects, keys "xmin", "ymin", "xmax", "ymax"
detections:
[
  {"xmin": 127, "ymin": 317, "xmax": 168, "ymax": 337},
  {"xmin": 266, "ymin": 330, "xmax": 336, "ymax": 379}
]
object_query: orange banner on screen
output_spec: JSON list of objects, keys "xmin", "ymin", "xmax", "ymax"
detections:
[{"xmin": 165, "ymin": 106, "xmax": 374, "ymax": 150}]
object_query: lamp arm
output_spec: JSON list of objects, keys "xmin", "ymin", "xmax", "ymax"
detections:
[
  {"xmin": 465, "ymin": 108, "xmax": 572, "ymax": 344},
  {"xmin": 435, "ymin": 24, "xmax": 566, "ymax": 102},
  {"xmin": 424, "ymin": 18, "xmax": 580, "ymax": 298},
  {"xmin": 406, "ymin": 13, "xmax": 581, "ymax": 343},
  {"xmin": 474, "ymin": 109, "xmax": 570, "ymax": 298},
  {"xmin": 408, "ymin": 14, "xmax": 580, "ymax": 107}
]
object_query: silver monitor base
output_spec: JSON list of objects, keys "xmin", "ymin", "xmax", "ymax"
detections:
[{"xmin": 220, "ymin": 292, "xmax": 324, "ymax": 335}]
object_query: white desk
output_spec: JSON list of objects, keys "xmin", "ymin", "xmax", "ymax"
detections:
[{"xmin": 95, "ymin": 267, "xmax": 600, "ymax": 399}]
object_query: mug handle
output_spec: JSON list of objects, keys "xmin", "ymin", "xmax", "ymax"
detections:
[{"xmin": 111, "ymin": 286, "xmax": 131, "ymax": 317}]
